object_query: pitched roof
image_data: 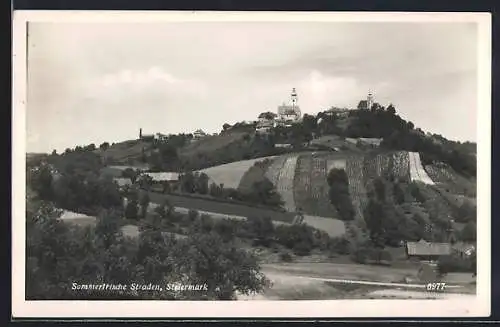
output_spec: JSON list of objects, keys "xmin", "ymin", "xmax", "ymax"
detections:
[
  {"xmin": 142, "ymin": 172, "xmax": 179, "ymax": 182},
  {"xmin": 452, "ymin": 242, "xmax": 476, "ymax": 254},
  {"xmin": 113, "ymin": 177, "xmax": 133, "ymax": 187},
  {"xmin": 406, "ymin": 239, "xmax": 451, "ymax": 256},
  {"xmin": 258, "ymin": 112, "xmax": 277, "ymax": 119}
]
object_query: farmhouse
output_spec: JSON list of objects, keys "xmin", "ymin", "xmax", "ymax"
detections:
[
  {"xmin": 59, "ymin": 210, "xmax": 97, "ymax": 227},
  {"xmin": 325, "ymin": 107, "xmax": 350, "ymax": 118},
  {"xmin": 113, "ymin": 177, "xmax": 133, "ymax": 189},
  {"xmin": 256, "ymin": 111, "xmax": 276, "ymax": 133},
  {"xmin": 193, "ymin": 129, "xmax": 208, "ymax": 141},
  {"xmin": 452, "ymin": 242, "xmax": 476, "ymax": 258},
  {"xmin": 405, "ymin": 239, "xmax": 451, "ymax": 261},
  {"xmin": 345, "ymin": 137, "xmax": 382, "ymax": 148},
  {"xmin": 275, "ymin": 143, "xmax": 293, "ymax": 149},
  {"xmin": 141, "ymin": 172, "xmax": 180, "ymax": 192},
  {"xmin": 358, "ymin": 138, "xmax": 382, "ymax": 147}
]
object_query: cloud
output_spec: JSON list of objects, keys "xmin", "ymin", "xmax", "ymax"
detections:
[{"xmin": 90, "ymin": 67, "xmax": 208, "ymax": 98}]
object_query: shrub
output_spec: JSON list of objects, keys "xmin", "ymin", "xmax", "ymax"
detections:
[
  {"xmin": 188, "ymin": 209, "xmax": 199, "ymax": 222},
  {"xmin": 252, "ymin": 237, "xmax": 273, "ymax": 248},
  {"xmin": 280, "ymin": 251, "xmax": 293, "ymax": 262},
  {"xmin": 213, "ymin": 219, "xmax": 236, "ymax": 243},
  {"xmin": 437, "ymin": 255, "xmax": 474, "ymax": 275},
  {"xmin": 351, "ymin": 247, "xmax": 370, "ymax": 264},
  {"xmin": 293, "ymin": 241, "xmax": 312, "ymax": 256},
  {"xmin": 379, "ymin": 249, "xmax": 393, "ymax": 262},
  {"xmin": 329, "ymin": 236, "xmax": 350, "ymax": 255}
]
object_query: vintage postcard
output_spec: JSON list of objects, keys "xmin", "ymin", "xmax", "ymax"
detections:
[{"xmin": 12, "ymin": 11, "xmax": 491, "ymax": 318}]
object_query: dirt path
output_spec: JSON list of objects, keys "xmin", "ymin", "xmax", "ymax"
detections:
[{"xmin": 238, "ymin": 263, "xmax": 474, "ymax": 300}]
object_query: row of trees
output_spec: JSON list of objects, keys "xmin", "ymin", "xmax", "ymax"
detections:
[{"xmin": 29, "ymin": 164, "xmax": 122, "ymax": 215}]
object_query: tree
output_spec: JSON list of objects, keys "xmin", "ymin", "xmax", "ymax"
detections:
[
  {"xmin": 139, "ymin": 192, "xmax": 150, "ymax": 218},
  {"xmin": 373, "ymin": 178, "xmax": 386, "ymax": 202},
  {"xmin": 196, "ymin": 173, "xmax": 210, "ymax": 195},
  {"xmin": 393, "ymin": 182, "xmax": 406, "ymax": 205},
  {"xmin": 86, "ymin": 143, "xmax": 96, "ymax": 151},
  {"xmin": 180, "ymin": 172, "xmax": 196, "ymax": 193},
  {"xmin": 364, "ymin": 198, "xmax": 385, "ymax": 247},
  {"xmin": 51, "ymin": 149, "xmax": 57, "ymax": 156},
  {"xmin": 180, "ymin": 232, "xmax": 271, "ymax": 299},
  {"xmin": 122, "ymin": 168, "xmax": 139, "ymax": 183},
  {"xmin": 455, "ymin": 201, "xmax": 476, "ymax": 223},
  {"xmin": 213, "ymin": 219, "xmax": 236, "ymax": 242},
  {"xmin": 99, "ymin": 142, "xmax": 110, "ymax": 151},
  {"xmin": 249, "ymin": 179, "xmax": 283, "ymax": 207},
  {"xmin": 460, "ymin": 221, "xmax": 477, "ymax": 242},
  {"xmin": 30, "ymin": 165, "xmax": 54, "ymax": 200},
  {"xmin": 125, "ymin": 198, "xmax": 139, "ymax": 220},
  {"xmin": 387, "ymin": 104, "xmax": 396, "ymax": 115}
]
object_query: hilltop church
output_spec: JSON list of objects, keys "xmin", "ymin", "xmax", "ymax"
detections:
[
  {"xmin": 276, "ymin": 88, "xmax": 302, "ymax": 127},
  {"xmin": 357, "ymin": 91, "xmax": 375, "ymax": 110}
]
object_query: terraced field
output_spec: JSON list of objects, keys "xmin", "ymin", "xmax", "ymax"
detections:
[
  {"xmin": 409, "ymin": 152, "xmax": 434, "ymax": 185},
  {"xmin": 275, "ymin": 155, "xmax": 299, "ymax": 212},
  {"xmin": 391, "ymin": 151, "xmax": 410, "ymax": 181},
  {"xmin": 345, "ymin": 155, "xmax": 368, "ymax": 222},
  {"xmin": 311, "ymin": 156, "xmax": 334, "ymax": 217},
  {"xmin": 293, "ymin": 155, "xmax": 313, "ymax": 213},
  {"xmin": 424, "ymin": 164, "xmax": 476, "ymax": 197},
  {"xmin": 265, "ymin": 155, "xmax": 288, "ymax": 185},
  {"xmin": 292, "ymin": 154, "xmax": 339, "ymax": 218}
]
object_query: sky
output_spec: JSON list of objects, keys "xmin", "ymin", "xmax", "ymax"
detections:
[{"xmin": 26, "ymin": 20, "xmax": 478, "ymax": 153}]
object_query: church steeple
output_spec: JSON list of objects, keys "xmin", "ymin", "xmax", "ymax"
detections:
[
  {"xmin": 367, "ymin": 90, "xmax": 374, "ymax": 110},
  {"xmin": 291, "ymin": 87, "xmax": 298, "ymax": 108}
]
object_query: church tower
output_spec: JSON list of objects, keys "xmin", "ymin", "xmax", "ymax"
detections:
[
  {"xmin": 291, "ymin": 87, "xmax": 298, "ymax": 108},
  {"xmin": 367, "ymin": 91, "xmax": 374, "ymax": 110},
  {"xmin": 139, "ymin": 128, "xmax": 142, "ymax": 139}
]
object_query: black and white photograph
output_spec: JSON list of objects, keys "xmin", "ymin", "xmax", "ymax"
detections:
[{"xmin": 12, "ymin": 11, "xmax": 491, "ymax": 318}]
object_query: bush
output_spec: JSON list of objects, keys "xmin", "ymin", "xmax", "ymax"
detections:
[
  {"xmin": 379, "ymin": 249, "xmax": 393, "ymax": 263},
  {"xmin": 213, "ymin": 219, "xmax": 236, "ymax": 243},
  {"xmin": 437, "ymin": 255, "xmax": 474, "ymax": 275},
  {"xmin": 329, "ymin": 236, "xmax": 350, "ymax": 255},
  {"xmin": 252, "ymin": 237, "xmax": 273, "ymax": 248},
  {"xmin": 293, "ymin": 241, "xmax": 312, "ymax": 256},
  {"xmin": 275, "ymin": 224, "xmax": 314, "ymax": 249},
  {"xmin": 280, "ymin": 251, "xmax": 293, "ymax": 262},
  {"xmin": 351, "ymin": 247, "xmax": 370, "ymax": 264}
]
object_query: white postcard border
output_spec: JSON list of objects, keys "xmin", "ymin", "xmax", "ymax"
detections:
[{"xmin": 12, "ymin": 10, "xmax": 492, "ymax": 318}]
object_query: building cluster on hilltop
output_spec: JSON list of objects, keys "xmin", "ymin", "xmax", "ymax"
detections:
[
  {"xmin": 138, "ymin": 128, "xmax": 208, "ymax": 143},
  {"xmin": 255, "ymin": 88, "xmax": 303, "ymax": 134},
  {"xmin": 138, "ymin": 89, "xmax": 379, "ymax": 140}
]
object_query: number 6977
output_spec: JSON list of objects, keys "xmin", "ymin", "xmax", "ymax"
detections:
[{"xmin": 426, "ymin": 282, "xmax": 446, "ymax": 291}]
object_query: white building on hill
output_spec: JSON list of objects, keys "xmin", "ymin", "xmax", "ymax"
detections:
[
  {"xmin": 193, "ymin": 129, "xmax": 208, "ymax": 140},
  {"xmin": 276, "ymin": 88, "xmax": 302, "ymax": 126}
]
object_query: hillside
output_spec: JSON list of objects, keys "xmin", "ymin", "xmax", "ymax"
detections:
[
  {"xmin": 182, "ymin": 147, "xmax": 476, "ymax": 243},
  {"xmin": 42, "ymin": 105, "xmax": 476, "ymax": 245}
]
